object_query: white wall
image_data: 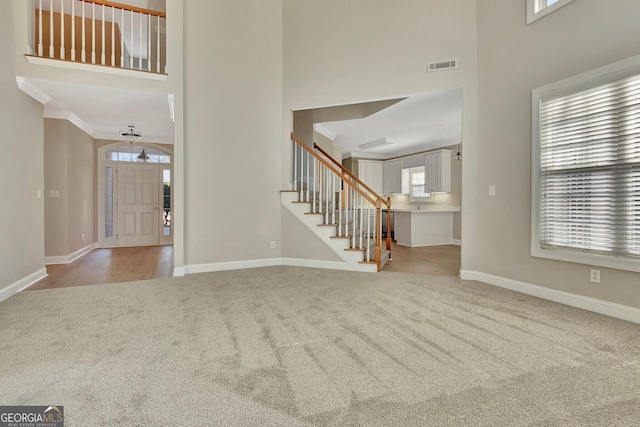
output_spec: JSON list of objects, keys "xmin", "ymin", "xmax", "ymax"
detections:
[
  {"xmin": 0, "ymin": 3, "xmax": 45, "ymax": 292},
  {"xmin": 474, "ymin": 0, "xmax": 640, "ymax": 307},
  {"xmin": 283, "ymin": 0, "xmax": 478, "ymax": 266},
  {"xmin": 183, "ymin": 0, "xmax": 283, "ymax": 266},
  {"xmin": 44, "ymin": 119, "xmax": 95, "ymax": 258}
]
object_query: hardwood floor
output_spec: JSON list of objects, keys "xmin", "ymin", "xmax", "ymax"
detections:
[
  {"xmin": 26, "ymin": 243, "xmax": 457, "ymax": 292},
  {"xmin": 382, "ymin": 242, "xmax": 460, "ymax": 276},
  {"xmin": 27, "ymin": 246, "xmax": 173, "ymax": 291}
]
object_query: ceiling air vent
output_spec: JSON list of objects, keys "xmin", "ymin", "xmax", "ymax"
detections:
[{"xmin": 428, "ymin": 59, "xmax": 458, "ymax": 72}]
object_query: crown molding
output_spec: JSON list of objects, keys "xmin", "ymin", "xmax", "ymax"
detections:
[
  {"xmin": 313, "ymin": 123, "xmax": 337, "ymax": 141},
  {"xmin": 44, "ymin": 106, "xmax": 96, "ymax": 137},
  {"xmin": 16, "ymin": 77, "xmax": 52, "ymax": 104}
]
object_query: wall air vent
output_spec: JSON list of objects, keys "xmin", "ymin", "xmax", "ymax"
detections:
[{"xmin": 428, "ymin": 59, "xmax": 458, "ymax": 72}]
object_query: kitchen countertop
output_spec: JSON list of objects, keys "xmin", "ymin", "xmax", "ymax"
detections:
[{"xmin": 386, "ymin": 205, "xmax": 460, "ymax": 213}]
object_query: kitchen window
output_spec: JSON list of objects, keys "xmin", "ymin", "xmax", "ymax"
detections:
[{"xmin": 531, "ymin": 54, "xmax": 640, "ymax": 272}]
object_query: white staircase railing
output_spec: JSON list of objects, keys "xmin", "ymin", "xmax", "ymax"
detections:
[
  {"xmin": 290, "ymin": 133, "xmax": 391, "ymax": 270},
  {"xmin": 33, "ymin": 0, "xmax": 166, "ymax": 73}
]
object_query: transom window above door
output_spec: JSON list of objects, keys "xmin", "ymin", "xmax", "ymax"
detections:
[{"xmin": 104, "ymin": 145, "xmax": 171, "ymax": 163}]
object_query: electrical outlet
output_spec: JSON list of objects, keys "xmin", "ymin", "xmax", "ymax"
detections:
[
  {"xmin": 489, "ymin": 186, "xmax": 496, "ymax": 196},
  {"xmin": 82, "ymin": 233, "xmax": 85, "ymax": 241},
  {"xmin": 590, "ymin": 269, "xmax": 601, "ymax": 284},
  {"xmin": 270, "ymin": 241, "xmax": 276, "ymax": 249}
]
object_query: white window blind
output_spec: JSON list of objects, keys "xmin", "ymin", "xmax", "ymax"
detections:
[{"xmin": 539, "ymin": 73, "xmax": 640, "ymax": 259}]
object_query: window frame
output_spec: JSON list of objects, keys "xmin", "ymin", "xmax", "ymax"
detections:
[
  {"xmin": 531, "ymin": 53, "xmax": 640, "ymax": 273},
  {"xmin": 527, "ymin": 0, "xmax": 575, "ymax": 24}
]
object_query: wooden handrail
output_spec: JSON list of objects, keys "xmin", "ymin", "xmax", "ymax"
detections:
[
  {"xmin": 292, "ymin": 133, "xmax": 392, "ymax": 270},
  {"xmin": 313, "ymin": 142, "xmax": 391, "ymax": 209},
  {"xmin": 291, "ymin": 133, "xmax": 377, "ymax": 206},
  {"xmin": 81, "ymin": 0, "xmax": 166, "ymax": 18}
]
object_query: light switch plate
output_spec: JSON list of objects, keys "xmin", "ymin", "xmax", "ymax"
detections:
[
  {"xmin": 49, "ymin": 190, "xmax": 60, "ymax": 198},
  {"xmin": 489, "ymin": 186, "xmax": 496, "ymax": 196}
]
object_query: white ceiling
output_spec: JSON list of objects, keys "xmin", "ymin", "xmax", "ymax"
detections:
[
  {"xmin": 22, "ymin": 78, "xmax": 174, "ymax": 144},
  {"xmin": 315, "ymin": 88, "xmax": 463, "ymax": 159}
]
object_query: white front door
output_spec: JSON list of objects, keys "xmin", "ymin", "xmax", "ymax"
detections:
[{"xmin": 117, "ymin": 164, "xmax": 159, "ymax": 246}]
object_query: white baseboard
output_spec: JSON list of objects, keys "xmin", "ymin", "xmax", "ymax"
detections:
[
  {"xmin": 184, "ymin": 258, "xmax": 282, "ymax": 275},
  {"xmin": 451, "ymin": 239, "xmax": 461, "ymax": 245},
  {"xmin": 282, "ymin": 257, "xmax": 375, "ymax": 272},
  {"xmin": 460, "ymin": 270, "xmax": 640, "ymax": 325},
  {"xmin": 0, "ymin": 268, "xmax": 48, "ymax": 303},
  {"xmin": 182, "ymin": 257, "xmax": 377, "ymax": 275},
  {"xmin": 45, "ymin": 243, "xmax": 96, "ymax": 265}
]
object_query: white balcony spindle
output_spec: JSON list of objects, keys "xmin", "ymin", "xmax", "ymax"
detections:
[
  {"xmin": 129, "ymin": 11, "xmax": 133, "ymax": 68},
  {"xmin": 91, "ymin": 3, "xmax": 96, "ymax": 63},
  {"xmin": 49, "ymin": 0, "xmax": 53, "ymax": 58},
  {"xmin": 318, "ymin": 164, "xmax": 323, "ymax": 215},
  {"xmin": 81, "ymin": 1, "xmax": 86, "ymax": 62},
  {"xmin": 338, "ymin": 179, "xmax": 342, "ymax": 236},
  {"xmin": 367, "ymin": 208, "xmax": 371, "ymax": 261},
  {"xmin": 147, "ymin": 14, "xmax": 152, "ymax": 71},
  {"xmin": 71, "ymin": 0, "xmax": 75, "ymax": 61},
  {"xmin": 352, "ymin": 188, "xmax": 356, "ymax": 248},
  {"xmin": 38, "ymin": 0, "xmax": 43, "ymax": 56},
  {"xmin": 325, "ymin": 166, "xmax": 330, "ymax": 224},
  {"xmin": 138, "ymin": 12, "xmax": 142, "ymax": 70},
  {"xmin": 111, "ymin": 7, "xmax": 115, "ymax": 66},
  {"xmin": 157, "ymin": 15, "xmax": 161, "ymax": 72},
  {"xmin": 101, "ymin": 4, "xmax": 106, "ymax": 64},
  {"xmin": 59, "ymin": 0, "xmax": 65, "ymax": 59},
  {"xmin": 299, "ymin": 148, "xmax": 304, "ymax": 200},
  {"xmin": 120, "ymin": 8, "xmax": 124, "ymax": 67}
]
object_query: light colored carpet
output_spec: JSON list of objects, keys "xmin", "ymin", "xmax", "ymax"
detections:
[{"xmin": 1, "ymin": 266, "xmax": 639, "ymax": 426}]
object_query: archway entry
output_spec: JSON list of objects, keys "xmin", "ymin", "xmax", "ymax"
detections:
[{"xmin": 98, "ymin": 143, "xmax": 173, "ymax": 248}]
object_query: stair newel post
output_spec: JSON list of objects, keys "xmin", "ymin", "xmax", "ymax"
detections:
[{"xmin": 375, "ymin": 200, "xmax": 382, "ymax": 270}]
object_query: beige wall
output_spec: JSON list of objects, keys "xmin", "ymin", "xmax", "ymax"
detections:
[
  {"xmin": 183, "ymin": 0, "xmax": 283, "ymax": 265},
  {"xmin": 0, "ymin": 3, "xmax": 45, "ymax": 290},
  {"xmin": 475, "ymin": 0, "xmax": 640, "ymax": 307},
  {"xmin": 281, "ymin": 210, "xmax": 341, "ymax": 261},
  {"xmin": 44, "ymin": 119, "xmax": 95, "ymax": 257},
  {"xmin": 283, "ymin": 0, "xmax": 478, "ymax": 265}
]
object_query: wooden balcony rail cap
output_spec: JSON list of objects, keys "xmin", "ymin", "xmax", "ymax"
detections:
[{"xmin": 82, "ymin": 0, "xmax": 166, "ymax": 18}]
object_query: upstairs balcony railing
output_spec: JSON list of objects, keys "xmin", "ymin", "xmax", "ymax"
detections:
[{"xmin": 33, "ymin": 0, "xmax": 166, "ymax": 74}]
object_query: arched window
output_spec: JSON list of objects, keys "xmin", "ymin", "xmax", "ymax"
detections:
[{"xmin": 103, "ymin": 145, "xmax": 171, "ymax": 163}]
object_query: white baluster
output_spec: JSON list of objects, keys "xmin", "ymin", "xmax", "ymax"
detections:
[
  {"xmin": 38, "ymin": 0, "xmax": 43, "ymax": 56},
  {"xmin": 338, "ymin": 179, "xmax": 342, "ymax": 236},
  {"xmin": 293, "ymin": 139, "xmax": 297, "ymax": 194},
  {"xmin": 70, "ymin": 0, "xmax": 75, "ymax": 61},
  {"xmin": 359, "ymin": 196, "xmax": 364, "ymax": 250},
  {"xmin": 91, "ymin": 2, "xmax": 95, "ymax": 63},
  {"xmin": 332, "ymin": 174, "xmax": 336, "ymax": 225},
  {"xmin": 59, "ymin": 0, "xmax": 65, "ymax": 59},
  {"xmin": 299, "ymin": 147, "xmax": 304, "ymax": 200},
  {"xmin": 101, "ymin": 4, "xmax": 106, "ymax": 64},
  {"xmin": 138, "ymin": 12, "xmax": 142, "ymax": 70},
  {"xmin": 111, "ymin": 6, "xmax": 115, "ymax": 66},
  {"xmin": 157, "ymin": 15, "xmax": 161, "ymax": 72},
  {"xmin": 318, "ymin": 163, "xmax": 323, "ymax": 215},
  {"xmin": 147, "ymin": 14, "xmax": 151, "ymax": 71},
  {"xmin": 305, "ymin": 146, "xmax": 311, "ymax": 202},
  {"xmin": 81, "ymin": 0, "xmax": 86, "ymax": 62},
  {"xmin": 325, "ymin": 165, "xmax": 330, "ymax": 224},
  {"xmin": 352, "ymin": 188, "xmax": 356, "ymax": 248},
  {"xmin": 120, "ymin": 8, "xmax": 124, "ymax": 67},
  {"xmin": 129, "ymin": 10, "xmax": 133, "ymax": 68},
  {"xmin": 49, "ymin": 0, "xmax": 53, "ymax": 58},
  {"xmin": 367, "ymin": 207, "xmax": 371, "ymax": 261},
  {"xmin": 313, "ymin": 157, "xmax": 317, "ymax": 212}
]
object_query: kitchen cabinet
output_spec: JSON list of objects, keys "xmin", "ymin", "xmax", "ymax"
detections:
[
  {"xmin": 358, "ymin": 160, "xmax": 383, "ymax": 195},
  {"xmin": 424, "ymin": 149, "xmax": 451, "ymax": 193},
  {"xmin": 383, "ymin": 159, "xmax": 403, "ymax": 195}
]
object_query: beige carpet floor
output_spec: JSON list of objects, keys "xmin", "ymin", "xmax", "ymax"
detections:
[{"xmin": 1, "ymin": 266, "xmax": 639, "ymax": 426}]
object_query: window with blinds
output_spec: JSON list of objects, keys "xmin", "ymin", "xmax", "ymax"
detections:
[{"xmin": 534, "ymin": 65, "xmax": 640, "ymax": 268}]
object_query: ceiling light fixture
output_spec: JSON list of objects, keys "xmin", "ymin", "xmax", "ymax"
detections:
[
  {"xmin": 120, "ymin": 125, "xmax": 142, "ymax": 143},
  {"xmin": 137, "ymin": 148, "xmax": 150, "ymax": 162},
  {"xmin": 358, "ymin": 137, "xmax": 395, "ymax": 150}
]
